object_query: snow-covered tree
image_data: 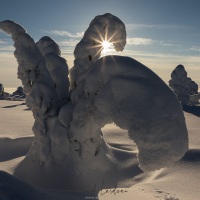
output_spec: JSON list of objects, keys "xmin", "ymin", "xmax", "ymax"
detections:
[
  {"xmin": 169, "ymin": 65, "xmax": 199, "ymax": 105},
  {"xmin": 0, "ymin": 83, "xmax": 4, "ymax": 94},
  {"xmin": 12, "ymin": 86, "xmax": 25, "ymax": 96},
  {"xmin": 0, "ymin": 14, "xmax": 188, "ymax": 190},
  {"xmin": 0, "ymin": 83, "xmax": 6, "ymax": 100}
]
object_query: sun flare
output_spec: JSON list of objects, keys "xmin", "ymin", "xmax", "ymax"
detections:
[
  {"xmin": 102, "ymin": 41, "xmax": 111, "ymax": 50},
  {"xmin": 101, "ymin": 40, "xmax": 112, "ymax": 55}
]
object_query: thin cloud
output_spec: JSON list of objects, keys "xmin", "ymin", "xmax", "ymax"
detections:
[
  {"xmin": 111, "ymin": 49, "xmax": 200, "ymax": 66},
  {"xmin": 126, "ymin": 37, "xmax": 180, "ymax": 48},
  {"xmin": 127, "ymin": 37, "xmax": 153, "ymax": 45},
  {"xmin": 126, "ymin": 23, "xmax": 191, "ymax": 31},
  {"xmin": 58, "ymin": 39, "xmax": 79, "ymax": 47},
  {"xmin": 0, "ymin": 36, "xmax": 14, "ymax": 49},
  {"xmin": 0, "ymin": 40, "xmax": 6, "ymax": 44},
  {"xmin": 0, "ymin": 38, "xmax": 12, "ymax": 45},
  {"xmin": 0, "ymin": 45, "xmax": 14, "ymax": 52},
  {"xmin": 155, "ymin": 40, "xmax": 181, "ymax": 47},
  {"xmin": 190, "ymin": 46, "xmax": 200, "ymax": 52},
  {"xmin": 157, "ymin": 42, "xmax": 177, "ymax": 47},
  {"xmin": 47, "ymin": 30, "xmax": 84, "ymax": 38},
  {"xmin": 125, "ymin": 49, "xmax": 196, "ymax": 59}
]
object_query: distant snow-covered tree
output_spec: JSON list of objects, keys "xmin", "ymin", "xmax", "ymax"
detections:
[
  {"xmin": 12, "ymin": 86, "xmax": 25, "ymax": 96},
  {"xmin": 169, "ymin": 65, "xmax": 199, "ymax": 105},
  {"xmin": 0, "ymin": 83, "xmax": 6, "ymax": 100},
  {"xmin": 0, "ymin": 83, "xmax": 4, "ymax": 94}
]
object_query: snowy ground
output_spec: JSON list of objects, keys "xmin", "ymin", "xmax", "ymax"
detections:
[{"xmin": 0, "ymin": 100, "xmax": 200, "ymax": 200}]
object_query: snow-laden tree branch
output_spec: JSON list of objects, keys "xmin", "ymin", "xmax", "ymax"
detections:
[
  {"xmin": 70, "ymin": 13, "xmax": 126, "ymax": 90},
  {"xmin": 0, "ymin": 20, "xmax": 68, "ymax": 163}
]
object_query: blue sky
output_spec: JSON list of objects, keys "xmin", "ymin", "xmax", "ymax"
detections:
[{"xmin": 0, "ymin": 0, "xmax": 200, "ymax": 90}]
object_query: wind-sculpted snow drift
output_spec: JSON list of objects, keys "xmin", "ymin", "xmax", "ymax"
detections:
[{"xmin": 0, "ymin": 13, "xmax": 188, "ymax": 190}]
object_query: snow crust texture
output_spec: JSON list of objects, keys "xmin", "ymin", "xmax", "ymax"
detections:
[{"xmin": 0, "ymin": 13, "xmax": 188, "ymax": 182}]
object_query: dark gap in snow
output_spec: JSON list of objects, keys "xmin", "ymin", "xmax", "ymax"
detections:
[{"xmin": 88, "ymin": 55, "xmax": 92, "ymax": 61}]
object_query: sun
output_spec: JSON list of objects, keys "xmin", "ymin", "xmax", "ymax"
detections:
[
  {"xmin": 101, "ymin": 40, "xmax": 112, "ymax": 55},
  {"xmin": 102, "ymin": 41, "xmax": 111, "ymax": 50}
]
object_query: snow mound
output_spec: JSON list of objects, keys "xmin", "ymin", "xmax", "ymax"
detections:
[{"xmin": 72, "ymin": 55, "xmax": 188, "ymax": 171}]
